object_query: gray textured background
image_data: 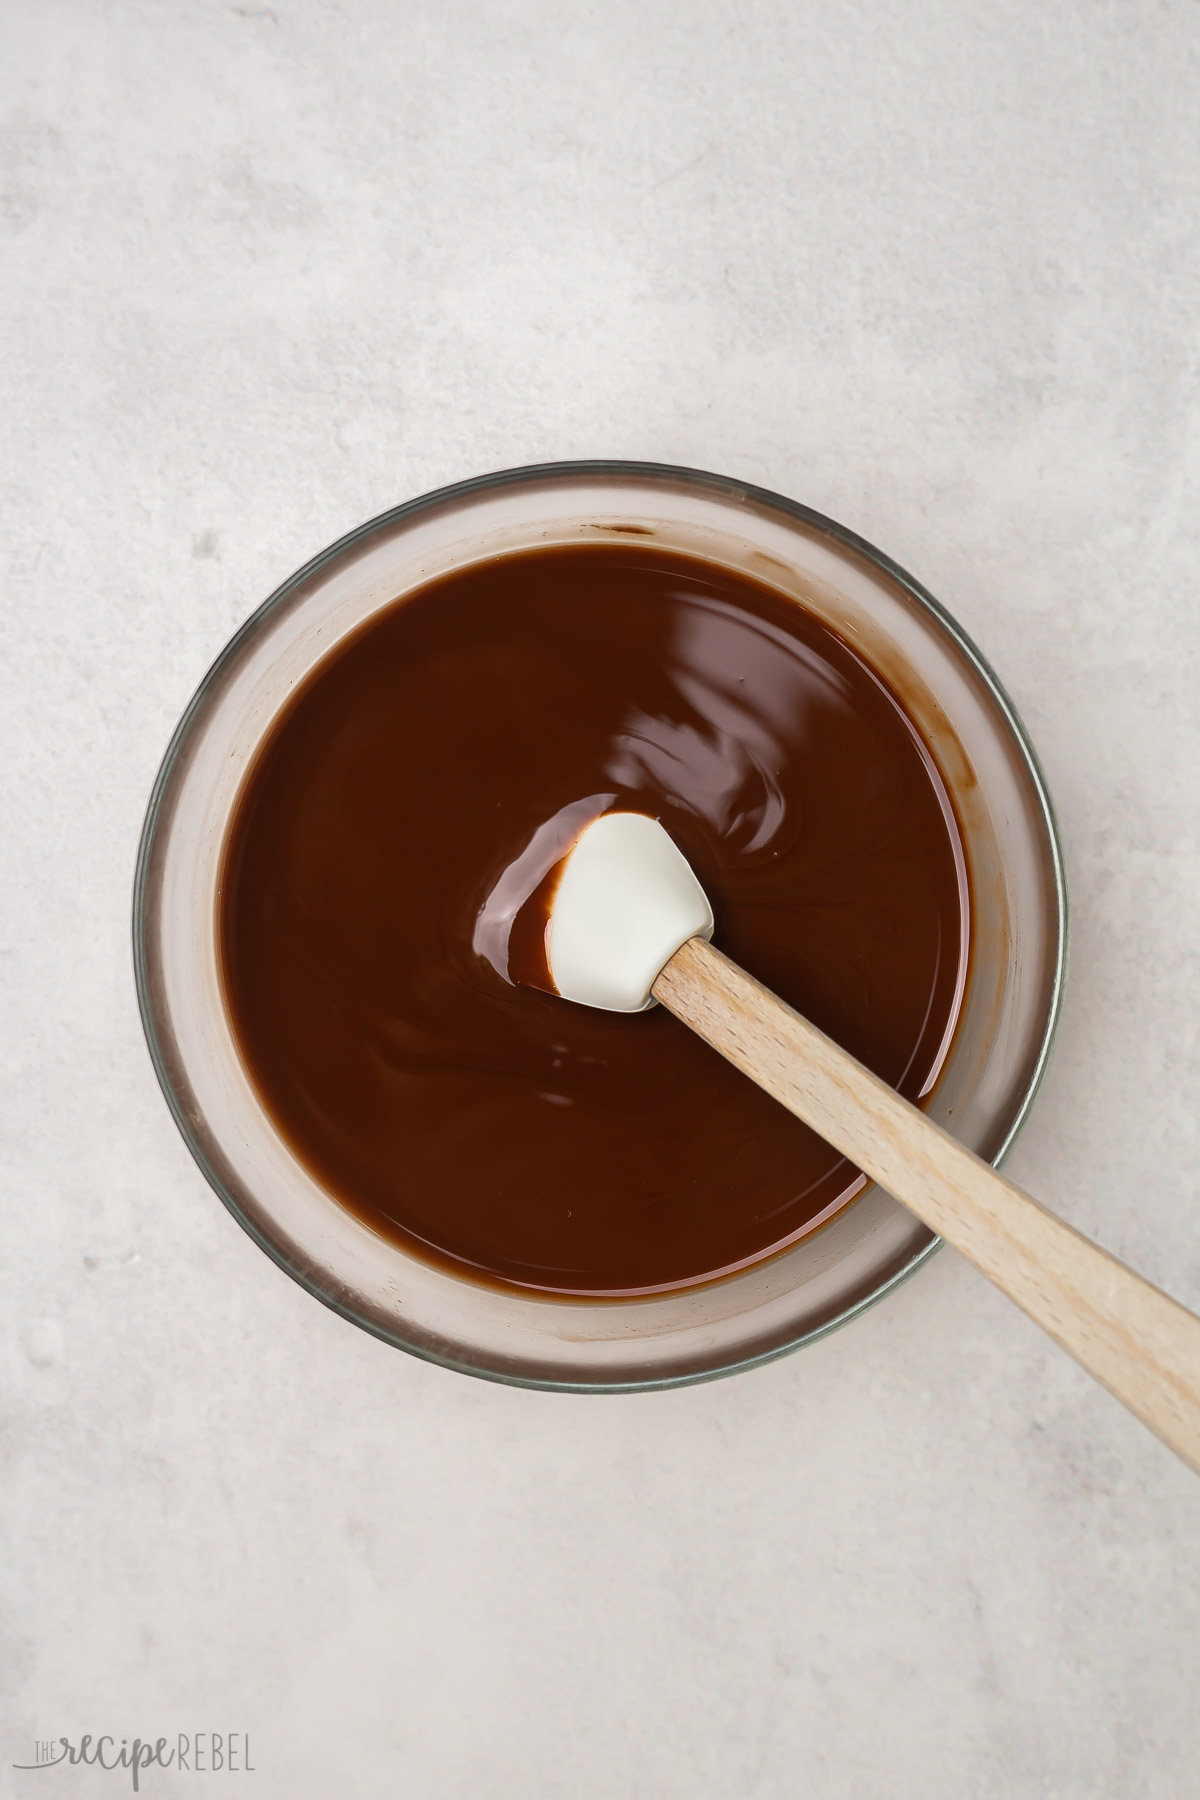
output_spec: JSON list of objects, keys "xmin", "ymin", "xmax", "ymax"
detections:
[{"xmin": 3, "ymin": 2, "xmax": 1199, "ymax": 1795}]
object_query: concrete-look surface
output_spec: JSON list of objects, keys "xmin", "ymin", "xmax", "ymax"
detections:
[{"xmin": 3, "ymin": 2, "xmax": 1199, "ymax": 1796}]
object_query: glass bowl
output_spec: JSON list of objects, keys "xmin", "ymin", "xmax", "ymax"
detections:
[{"xmin": 133, "ymin": 462, "xmax": 1067, "ymax": 1390}]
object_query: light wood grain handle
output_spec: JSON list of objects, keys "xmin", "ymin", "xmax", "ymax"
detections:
[{"xmin": 653, "ymin": 936, "xmax": 1200, "ymax": 1474}]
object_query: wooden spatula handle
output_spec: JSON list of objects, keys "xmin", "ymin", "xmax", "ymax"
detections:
[{"xmin": 654, "ymin": 935, "xmax": 1200, "ymax": 1474}]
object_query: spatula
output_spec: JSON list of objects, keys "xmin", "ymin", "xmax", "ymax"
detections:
[{"xmin": 536, "ymin": 810, "xmax": 1200, "ymax": 1474}]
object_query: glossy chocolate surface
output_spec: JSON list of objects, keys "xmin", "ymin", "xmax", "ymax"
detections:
[{"xmin": 219, "ymin": 544, "xmax": 968, "ymax": 1294}]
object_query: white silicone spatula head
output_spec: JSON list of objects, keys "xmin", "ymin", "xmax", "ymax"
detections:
[{"xmin": 546, "ymin": 811, "xmax": 714, "ymax": 1012}]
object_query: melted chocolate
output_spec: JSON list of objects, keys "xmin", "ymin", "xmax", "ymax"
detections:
[{"xmin": 219, "ymin": 544, "xmax": 968, "ymax": 1295}]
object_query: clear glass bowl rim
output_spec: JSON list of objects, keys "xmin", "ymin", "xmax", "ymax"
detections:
[{"xmin": 132, "ymin": 459, "xmax": 1069, "ymax": 1392}]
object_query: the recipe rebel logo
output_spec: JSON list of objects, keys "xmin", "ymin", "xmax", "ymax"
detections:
[{"xmin": 13, "ymin": 1733, "xmax": 255, "ymax": 1790}]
